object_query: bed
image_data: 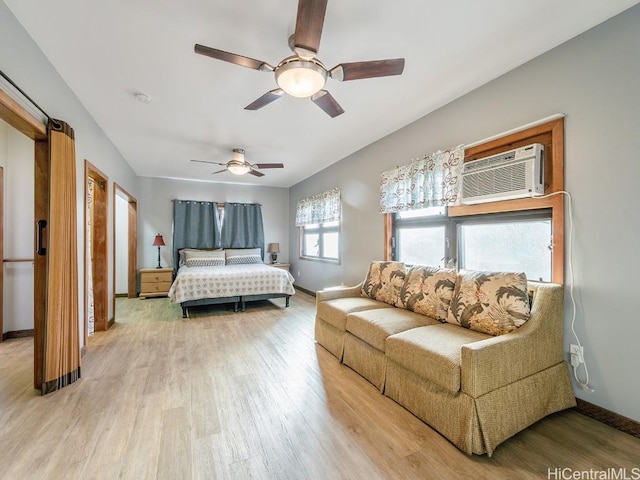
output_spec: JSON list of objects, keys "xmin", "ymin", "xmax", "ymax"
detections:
[{"xmin": 168, "ymin": 248, "xmax": 295, "ymax": 318}]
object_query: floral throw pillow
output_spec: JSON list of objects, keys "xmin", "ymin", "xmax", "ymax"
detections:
[
  {"xmin": 398, "ymin": 266, "xmax": 457, "ymax": 320},
  {"xmin": 361, "ymin": 261, "xmax": 405, "ymax": 305},
  {"xmin": 446, "ymin": 270, "xmax": 530, "ymax": 336}
]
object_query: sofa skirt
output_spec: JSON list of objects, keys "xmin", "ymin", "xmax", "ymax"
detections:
[
  {"xmin": 385, "ymin": 360, "xmax": 482, "ymax": 454},
  {"xmin": 343, "ymin": 333, "xmax": 387, "ymax": 392},
  {"xmin": 315, "ymin": 317, "xmax": 346, "ymax": 360},
  {"xmin": 384, "ymin": 360, "xmax": 576, "ymax": 456}
]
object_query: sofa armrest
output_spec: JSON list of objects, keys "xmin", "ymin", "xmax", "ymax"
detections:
[
  {"xmin": 461, "ymin": 282, "xmax": 565, "ymax": 398},
  {"xmin": 316, "ymin": 282, "xmax": 364, "ymax": 304}
]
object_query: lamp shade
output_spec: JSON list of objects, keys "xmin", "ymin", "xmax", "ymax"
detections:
[
  {"xmin": 227, "ymin": 161, "xmax": 251, "ymax": 175},
  {"xmin": 268, "ymin": 243, "xmax": 280, "ymax": 253},
  {"xmin": 275, "ymin": 60, "xmax": 326, "ymax": 98},
  {"xmin": 152, "ymin": 234, "xmax": 165, "ymax": 247}
]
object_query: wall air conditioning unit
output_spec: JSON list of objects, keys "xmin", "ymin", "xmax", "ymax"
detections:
[{"xmin": 461, "ymin": 143, "xmax": 544, "ymax": 205}]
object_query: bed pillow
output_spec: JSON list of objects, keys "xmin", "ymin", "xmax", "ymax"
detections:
[
  {"xmin": 398, "ymin": 265, "xmax": 457, "ymax": 320},
  {"xmin": 184, "ymin": 249, "xmax": 225, "ymax": 267},
  {"xmin": 446, "ymin": 269, "xmax": 530, "ymax": 336},
  {"xmin": 225, "ymin": 248, "xmax": 263, "ymax": 265},
  {"xmin": 361, "ymin": 261, "xmax": 405, "ymax": 306},
  {"xmin": 178, "ymin": 248, "xmax": 207, "ymax": 267}
]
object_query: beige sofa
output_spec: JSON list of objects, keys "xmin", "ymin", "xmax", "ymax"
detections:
[{"xmin": 314, "ymin": 262, "xmax": 576, "ymax": 456}]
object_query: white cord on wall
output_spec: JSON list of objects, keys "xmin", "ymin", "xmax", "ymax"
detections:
[{"xmin": 539, "ymin": 190, "xmax": 593, "ymax": 392}]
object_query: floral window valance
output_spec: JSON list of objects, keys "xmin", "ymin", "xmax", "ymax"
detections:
[
  {"xmin": 379, "ymin": 145, "xmax": 464, "ymax": 214},
  {"xmin": 295, "ymin": 187, "xmax": 341, "ymax": 226}
]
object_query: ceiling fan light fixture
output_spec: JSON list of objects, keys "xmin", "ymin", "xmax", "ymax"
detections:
[
  {"xmin": 275, "ymin": 60, "xmax": 327, "ymax": 98},
  {"xmin": 231, "ymin": 148, "xmax": 245, "ymax": 161},
  {"xmin": 227, "ymin": 160, "xmax": 251, "ymax": 175}
]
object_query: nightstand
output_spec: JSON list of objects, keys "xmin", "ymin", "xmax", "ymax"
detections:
[
  {"xmin": 139, "ymin": 268, "xmax": 173, "ymax": 299},
  {"xmin": 269, "ymin": 263, "xmax": 290, "ymax": 272}
]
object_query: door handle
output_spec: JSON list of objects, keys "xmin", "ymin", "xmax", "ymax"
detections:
[{"xmin": 37, "ymin": 219, "xmax": 47, "ymax": 256}]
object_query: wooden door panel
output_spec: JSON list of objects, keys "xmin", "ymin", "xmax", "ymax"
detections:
[
  {"xmin": 42, "ymin": 121, "xmax": 80, "ymax": 394},
  {"xmin": 33, "ymin": 139, "xmax": 49, "ymax": 388}
]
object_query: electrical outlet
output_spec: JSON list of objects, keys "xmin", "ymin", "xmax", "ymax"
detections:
[{"xmin": 570, "ymin": 344, "xmax": 583, "ymax": 363}]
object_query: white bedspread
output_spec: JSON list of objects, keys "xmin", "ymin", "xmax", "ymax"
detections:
[{"xmin": 168, "ymin": 264, "xmax": 295, "ymax": 304}]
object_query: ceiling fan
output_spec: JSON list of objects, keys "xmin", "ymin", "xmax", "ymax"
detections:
[
  {"xmin": 191, "ymin": 148, "xmax": 284, "ymax": 177},
  {"xmin": 194, "ymin": 0, "xmax": 405, "ymax": 117}
]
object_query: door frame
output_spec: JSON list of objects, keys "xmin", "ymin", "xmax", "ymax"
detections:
[
  {"xmin": 84, "ymin": 160, "xmax": 109, "ymax": 342},
  {"xmin": 0, "ymin": 87, "xmax": 48, "ymax": 388},
  {"xmin": 112, "ymin": 183, "xmax": 137, "ymax": 323}
]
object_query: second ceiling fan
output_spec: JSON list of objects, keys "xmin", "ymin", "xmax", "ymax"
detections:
[
  {"xmin": 191, "ymin": 148, "xmax": 283, "ymax": 177},
  {"xmin": 195, "ymin": 0, "xmax": 405, "ymax": 118}
]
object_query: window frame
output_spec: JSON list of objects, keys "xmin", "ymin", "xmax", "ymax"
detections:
[{"xmin": 299, "ymin": 221, "xmax": 341, "ymax": 264}]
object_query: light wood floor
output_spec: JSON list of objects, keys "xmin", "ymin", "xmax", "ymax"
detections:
[{"xmin": 0, "ymin": 292, "xmax": 638, "ymax": 479}]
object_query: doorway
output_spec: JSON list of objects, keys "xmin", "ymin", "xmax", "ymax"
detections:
[
  {"xmin": 1, "ymin": 84, "xmax": 82, "ymax": 393},
  {"xmin": 84, "ymin": 161, "xmax": 109, "ymax": 341},
  {"xmin": 112, "ymin": 183, "xmax": 137, "ymax": 321},
  {"xmin": 1, "ymin": 123, "xmax": 36, "ymax": 343}
]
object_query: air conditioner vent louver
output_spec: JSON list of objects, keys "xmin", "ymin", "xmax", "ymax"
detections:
[
  {"xmin": 461, "ymin": 144, "xmax": 544, "ymax": 204},
  {"xmin": 463, "ymin": 151, "xmax": 516, "ymax": 173}
]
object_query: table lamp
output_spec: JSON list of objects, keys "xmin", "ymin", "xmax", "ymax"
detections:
[
  {"xmin": 268, "ymin": 243, "xmax": 280, "ymax": 264},
  {"xmin": 153, "ymin": 234, "xmax": 165, "ymax": 268}
]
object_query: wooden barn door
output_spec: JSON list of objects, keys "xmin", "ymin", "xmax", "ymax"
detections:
[
  {"xmin": 39, "ymin": 120, "xmax": 80, "ymax": 394},
  {"xmin": 1, "ymin": 86, "xmax": 80, "ymax": 393}
]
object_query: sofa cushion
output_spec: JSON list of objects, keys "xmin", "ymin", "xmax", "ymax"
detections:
[
  {"xmin": 397, "ymin": 265, "xmax": 457, "ymax": 319},
  {"xmin": 346, "ymin": 308, "xmax": 440, "ymax": 352},
  {"xmin": 446, "ymin": 270, "xmax": 531, "ymax": 336},
  {"xmin": 317, "ymin": 297, "xmax": 393, "ymax": 331},
  {"xmin": 385, "ymin": 324, "xmax": 490, "ymax": 393},
  {"xmin": 361, "ymin": 261, "xmax": 405, "ymax": 305}
]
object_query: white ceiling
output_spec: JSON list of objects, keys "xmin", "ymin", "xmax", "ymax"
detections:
[{"xmin": 5, "ymin": 0, "xmax": 638, "ymax": 188}]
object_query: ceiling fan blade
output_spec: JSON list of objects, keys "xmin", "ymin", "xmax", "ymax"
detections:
[
  {"xmin": 330, "ymin": 58, "xmax": 405, "ymax": 81},
  {"xmin": 194, "ymin": 44, "xmax": 274, "ymax": 71},
  {"xmin": 248, "ymin": 169, "xmax": 265, "ymax": 177},
  {"xmin": 190, "ymin": 159, "xmax": 227, "ymax": 166},
  {"xmin": 211, "ymin": 169, "xmax": 227, "ymax": 175},
  {"xmin": 293, "ymin": 0, "xmax": 328, "ymax": 58},
  {"xmin": 311, "ymin": 90, "xmax": 345, "ymax": 118},
  {"xmin": 244, "ymin": 89, "xmax": 285, "ymax": 110},
  {"xmin": 254, "ymin": 163, "xmax": 284, "ymax": 169}
]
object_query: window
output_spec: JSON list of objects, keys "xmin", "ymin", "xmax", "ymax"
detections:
[
  {"xmin": 394, "ymin": 207, "xmax": 448, "ymax": 267},
  {"xmin": 457, "ymin": 214, "xmax": 551, "ymax": 281},
  {"xmin": 300, "ymin": 221, "xmax": 340, "ymax": 262},
  {"xmin": 296, "ymin": 188, "xmax": 341, "ymax": 263},
  {"xmin": 392, "ymin": 209, "xmax": 553, "ymax": 281}
]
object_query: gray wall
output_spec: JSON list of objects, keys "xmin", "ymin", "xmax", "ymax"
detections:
[
  {"xmin": 0, "ymin": 2, "xmax": 139, "ymax": 340},
  {"xmin": 290, "ymin": 5, "xmax": 640, "ymax": 421},
  {"xmin": 137, "ymin": 177, "xmax": 289, "ymax": 269},
  {"xmin": 0, "ymin": 120, "xmax": 34, "ymax": 333}
]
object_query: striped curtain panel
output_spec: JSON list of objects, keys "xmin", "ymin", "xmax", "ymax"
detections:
[{"xmin": 42, "ymin": 119, "xmax": 80, "ymax": 394}]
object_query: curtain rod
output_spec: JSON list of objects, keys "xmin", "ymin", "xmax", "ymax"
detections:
[
  {"xmin": 464, "ymin": 113, "xmax": 565, "ymax": 149},
  {"xmin": 0, "ymin": 68, "xmax": 51, "ymax": 122},
  {"xmin": 172, "ymin": 200, "xmax": 262, "ymax": 206}
]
